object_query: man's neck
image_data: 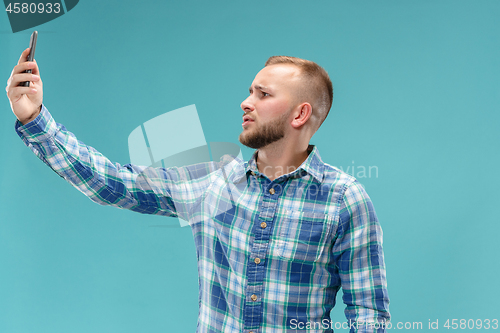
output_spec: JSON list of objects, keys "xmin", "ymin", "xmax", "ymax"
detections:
[{"xmin": 255, "ymin": 139, "xmax": 310, "ymax": 181}]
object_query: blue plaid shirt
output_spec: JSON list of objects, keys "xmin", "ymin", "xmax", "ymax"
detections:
[{"xmin": 16, "ymin": 105, "xmax": 390, "ymax": 332}]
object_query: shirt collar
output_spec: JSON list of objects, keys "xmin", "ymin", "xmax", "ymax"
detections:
[{"xmin": 244, "ymin": 145, "xmax": 325, "ymax": 183}]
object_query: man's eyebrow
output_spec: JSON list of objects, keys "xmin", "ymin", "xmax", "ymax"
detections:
[{"xmin": 249, "ymin": 84, "xmax": 270, "ymax": 93}]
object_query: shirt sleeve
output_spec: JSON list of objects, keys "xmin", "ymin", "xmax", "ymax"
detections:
[
  {"xmin": 14, "ymin": 104, "xmax": 217, "ymax": 221},
  {"xmin": 332, "ymin": 180, "xmax": 390, "ymax": 332}
]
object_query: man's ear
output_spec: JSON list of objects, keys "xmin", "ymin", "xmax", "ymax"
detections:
[{"xmin": 291, "ymin": 103, "xmax": 313, "ymax": 129}]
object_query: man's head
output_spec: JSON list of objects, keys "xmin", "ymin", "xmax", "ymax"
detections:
[{"xmin": 239, "ymin": 56, "xmax": 333, "ymax": 149}]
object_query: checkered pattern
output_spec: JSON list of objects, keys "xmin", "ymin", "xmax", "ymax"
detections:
[{"xmin": 16, "ymin": 105, "xmax": 390, "ymax": 332}]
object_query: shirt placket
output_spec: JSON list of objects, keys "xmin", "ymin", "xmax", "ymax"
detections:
[{"xmin": 243, "ymin": 175, "xmax": 282, "ymax": 333}]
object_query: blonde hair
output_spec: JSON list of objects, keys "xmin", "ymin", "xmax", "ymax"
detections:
[{"xmin": 265, "ymin": 56, "xmax": 333, "ymax": 128}]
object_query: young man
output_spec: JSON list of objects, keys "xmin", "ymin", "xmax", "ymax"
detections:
[{"xmin": 7, "ymin": 50, "xmax": 390, "ymax": 332}]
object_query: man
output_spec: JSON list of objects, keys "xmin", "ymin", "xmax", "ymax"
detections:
[{"xmin": 7, "ymin": 50, "xmax": 390, "ymax": 332}]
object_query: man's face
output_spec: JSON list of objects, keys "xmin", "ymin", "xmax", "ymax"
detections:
[{"xmin": 239, "ymin": 64, "xmax": 301, "ymax": 149}]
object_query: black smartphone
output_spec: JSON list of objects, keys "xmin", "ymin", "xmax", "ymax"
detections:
[{"xmin": 22, "ymin": 30, "xmax": 38, "ymax": 87}]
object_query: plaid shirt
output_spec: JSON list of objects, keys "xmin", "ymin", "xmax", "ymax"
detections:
[{"xmin": 16, "ymin": 105, "xmax": 390, "ymax": 332}]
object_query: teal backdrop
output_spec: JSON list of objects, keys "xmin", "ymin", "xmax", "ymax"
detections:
[{"xmin": 1, "ymin": 1, "xmax": 499, "ymax": 332}]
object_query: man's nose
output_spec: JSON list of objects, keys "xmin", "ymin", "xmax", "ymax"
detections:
[{"xmin": 240, "ymin": 96, "xmax": 254, "ymax": 112}]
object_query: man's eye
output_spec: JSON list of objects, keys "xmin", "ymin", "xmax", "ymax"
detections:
[{"xmin": 262, "ymin": 92, "xmax": 269, "ymax": 97}]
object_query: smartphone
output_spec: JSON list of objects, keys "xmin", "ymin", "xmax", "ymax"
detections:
[{"xmin": 22, "ymin": 30, "xmax": 38, "ymax": 87}]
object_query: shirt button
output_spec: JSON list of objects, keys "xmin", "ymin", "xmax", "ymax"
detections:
[
  {"xmin": 260, "ymin": 222, "xmax": 267, "ymax": 229},
  {"xmin": 251, "ymin": 294, "xmax": 258, "ymax": 301},
  {"xmin": 254, "ymin": 257, "xmax": 261, "ymax": 264},
  {"xmin": 269, "ymin": 188, "xmax": 275, "ymax": 195}
]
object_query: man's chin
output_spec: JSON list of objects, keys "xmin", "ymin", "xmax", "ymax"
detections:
[
  {"xmin": 238, "ymin": 123, "xmax": 285, "ymax": 149},
  {"xmin": 239, "ymin": 132, "xmax": 259, "ymax": 149},
  {"xmin": 238, "ymin": 133, "xmax": 250, "ymax": 148}
]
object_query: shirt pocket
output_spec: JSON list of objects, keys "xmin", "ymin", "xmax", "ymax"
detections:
[{"xmin": 276, "ymin": 210, "xmax": 336, "ymax": 263}]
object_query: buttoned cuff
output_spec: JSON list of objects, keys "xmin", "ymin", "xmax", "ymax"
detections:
[{"xmin": 15, "ymin": 104, "xmax": 57, "ymax": 143}]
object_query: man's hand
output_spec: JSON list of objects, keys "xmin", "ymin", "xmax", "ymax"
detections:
[{"xmin": 6, "ymin": 48, "xmax": 43, "ymax": 125}]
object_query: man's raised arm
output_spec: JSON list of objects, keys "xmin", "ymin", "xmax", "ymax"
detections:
[{"xmin": 5, "ymin": 50, "xmax": 215, "ymax": 221}]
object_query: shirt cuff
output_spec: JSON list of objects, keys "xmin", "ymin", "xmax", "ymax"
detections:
[{"xmin": 15, "ymin": 104, "xmax": 57, "ymax": 143}]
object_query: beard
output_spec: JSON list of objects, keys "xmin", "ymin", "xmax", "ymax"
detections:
[{"xmin": 239, "ymin": 112, "xmax": 289, "ymax": 149}]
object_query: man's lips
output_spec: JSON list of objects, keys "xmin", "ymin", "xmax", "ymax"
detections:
[{"xmin": 242, "ymin": 115, "xmax": 254, "ymax": 127}]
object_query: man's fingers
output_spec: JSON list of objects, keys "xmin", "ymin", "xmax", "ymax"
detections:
[
  {"xmin": 17, "ymin": 48, "xmax": 30, "ymax": 65},
  {"xmin": 7, "ymin": 86, "xmax": 37, "ymax": 101},
  {"xmin": 15, "ymin": 50, "xmax": 39, "ymax": 75},
  {"xmin": 31, "ymin": 59, "xmax": 40, "ymax": 76},
  {"xmin": 12, "ymin": 62, "xmax": 36, "ymax": 76},
  {"xmin": 6, "ymin": 56, "xmax": 41, "ymax": 100},
  {"xmin": 8, "ymin": 73, "xmax": 40, "ymax": 87}
]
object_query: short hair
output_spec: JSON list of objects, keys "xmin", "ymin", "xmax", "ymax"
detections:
[{"xmin": 265, "ymin": 56, "xmax": 333, "ymax": 129}]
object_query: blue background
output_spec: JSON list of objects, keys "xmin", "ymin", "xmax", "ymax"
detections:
[{"xmin": 1, "ymin": 0, "xmax": 499, "ymax": 331}]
